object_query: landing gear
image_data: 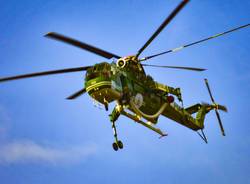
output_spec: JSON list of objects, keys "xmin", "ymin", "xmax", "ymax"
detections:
[
  {"xmin": 112, "ymin": 140, "xmax": 123, "ymax": 151},
  {"xmin": 117, "ymin": 140, "xmax": 123, "ymax": 149},
  {"xmin": 109, "ymin": 105, "xmax": 124, "ymax": 151},
  {"xmin": 104, "ymin": 103, "xmax": 108, "ymax": 111},
  {"xmin": 110, "ymin": 120, "xmax": 124, "ymax": 151},
  {"xmin": 103, "ymin": 98, "xmax": 109, "ymax": 111},
  {"xmin": 112, "ymin": 142, "xmax": 119, "ymax": 151}
]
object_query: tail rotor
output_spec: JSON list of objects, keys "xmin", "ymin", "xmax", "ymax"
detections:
[{"xmin": 204, "ymin": 79, "xmax": 227, "ymax": 136}]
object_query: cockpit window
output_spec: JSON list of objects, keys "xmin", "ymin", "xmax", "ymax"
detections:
[
  {"xmin": 86, "ymin": 72, "xmax": 99, "ymax": 80},
  {"xmin": 85, "ymin": 63, "xmax": 111, "ymax": 80}
]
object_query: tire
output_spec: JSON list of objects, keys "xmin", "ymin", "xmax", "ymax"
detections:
[
  {"xmin": 117, "ymin": 140, "xmax": 123, "ymax": 149},
  {"xmin": 112, "ymin": 142, "xmax": 119, "ymax": 151}
]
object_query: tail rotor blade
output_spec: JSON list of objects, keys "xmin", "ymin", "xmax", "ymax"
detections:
[
  {"xmin": 204, "ymin": 78, "xmax": 227, "ymax": 136},
  {"xmin": 215, "ymin": 109, "xmax": 226, "ymax": 136},
  {"xmin": 204, "ymin": 78, "xmax": 215, "ymax": 103}
]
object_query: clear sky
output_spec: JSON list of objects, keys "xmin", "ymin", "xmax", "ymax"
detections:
[{"xmin": 0, "ymin": 0, "xmax": 250, "ymax": 183}]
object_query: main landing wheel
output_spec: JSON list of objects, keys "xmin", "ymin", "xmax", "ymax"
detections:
[
  {"xmin": 112, "ymin": 141, "xmax": 124, "ymax": 151},
  {"xmin": 117, "ymin": 140, "xmax": 123, "ymax": 149},
  {"xmin": 112, "ymin": 142, "xmax": 119, "ymax": 151}
]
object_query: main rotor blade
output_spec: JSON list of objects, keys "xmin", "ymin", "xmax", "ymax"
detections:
[
  {"xmin": 136, "ymin": 0, "xmax": 189, "ymax": 58},
  {"xmin": 66, "ymin": 88, "xmax": 86, "ymax": 100},
  {"xmin": 142, "ymin": 64, "xmax": 206, "ymax": 72},
  {"xmin": 141, "ymin": 23, "xmax": 250, "ymax": 61},
  {"xmin": 45, "ymin": 32, "xmax": 121, "ymax": 59},
  {"xmin": 0, "ymin": 66, "xmax": 91, "ymax": 83}
]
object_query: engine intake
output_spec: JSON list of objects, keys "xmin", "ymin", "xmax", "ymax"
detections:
[{"xmin": 116, "ymin": 59, "xmax": 126, "ymax": 68}]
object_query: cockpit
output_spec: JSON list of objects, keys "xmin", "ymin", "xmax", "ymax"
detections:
[{"xmin": 85, "ymin": 62, "xmax": 111, "ymax": 81}]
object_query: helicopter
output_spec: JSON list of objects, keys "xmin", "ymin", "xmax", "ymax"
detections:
[{"xmin": 0, "ymin": 0, "xmax": 249, "ymax": 151}]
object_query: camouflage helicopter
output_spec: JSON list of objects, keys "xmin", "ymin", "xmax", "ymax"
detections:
[{"xmin": 0, "ymin": 0, "xmax": 249, "ymax": 151}]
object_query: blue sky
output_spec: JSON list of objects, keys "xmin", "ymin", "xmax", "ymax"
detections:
[{"xmin": 0, "ymin": 0, "xmax": 250, "ymax": 183}]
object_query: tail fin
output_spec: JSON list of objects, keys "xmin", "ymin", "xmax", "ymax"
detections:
[{"xmin": 201, "ymin": 102, "xmax": 228, "ymax": 113}]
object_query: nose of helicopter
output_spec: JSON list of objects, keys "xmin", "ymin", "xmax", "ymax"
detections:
[{"xmin": 84, "ymin": 62, "xmax": 121, "ymax": 104}]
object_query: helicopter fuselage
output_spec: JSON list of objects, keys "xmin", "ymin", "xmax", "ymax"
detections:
[
  {"xmin": 84, "ymin": 57, "xmax": 203, "ymax": 131},
  {"xmin": 0, "ymin": 0, "xmax": 233, "ymax": 150}
]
